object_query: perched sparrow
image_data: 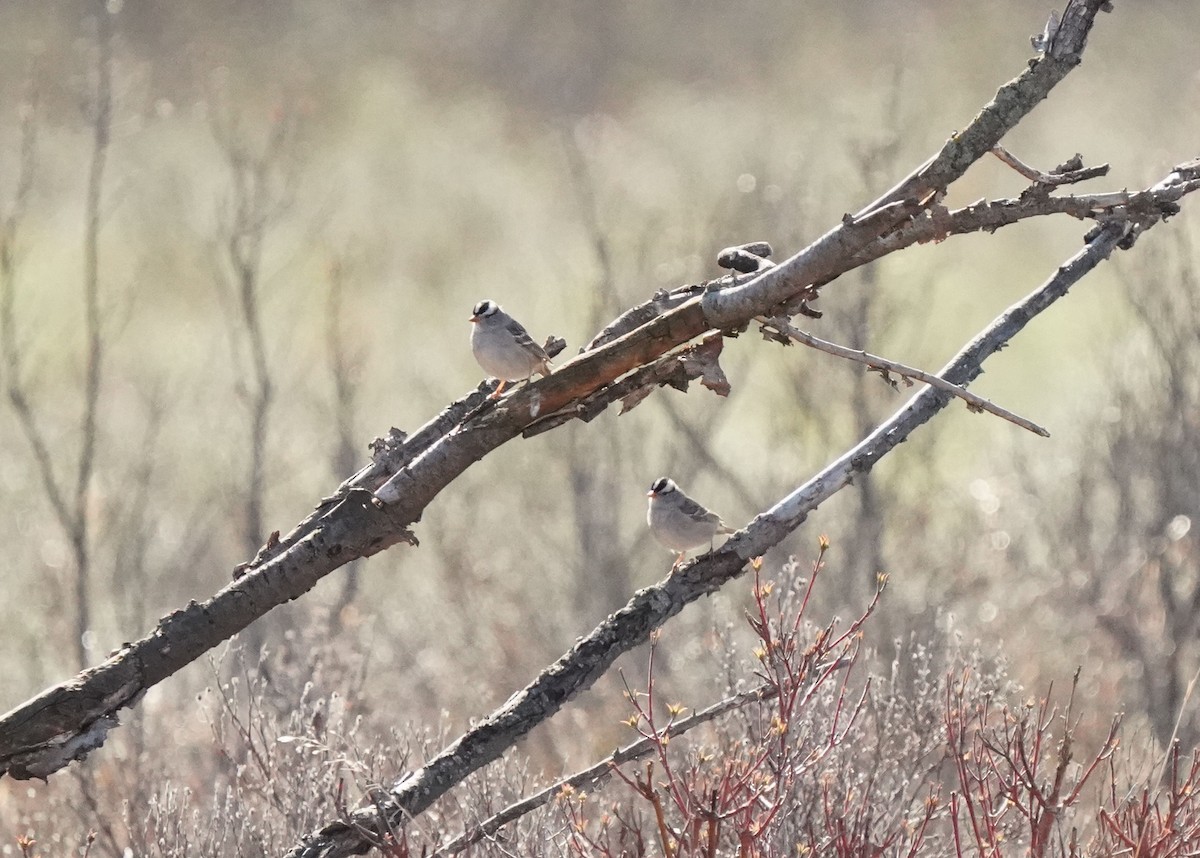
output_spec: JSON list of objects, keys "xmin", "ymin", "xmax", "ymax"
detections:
[
  {"xmin": 646, "ymin": 477, "xmax": 735, "ymax": 568},
  {"xmin": 469, "ymin": 299, "xmax": 552, "ymax": 399}
]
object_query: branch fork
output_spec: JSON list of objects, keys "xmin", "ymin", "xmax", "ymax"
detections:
[{"xmin": 2, "ymin": 13, "xmax": 1193, "ymax": 858}]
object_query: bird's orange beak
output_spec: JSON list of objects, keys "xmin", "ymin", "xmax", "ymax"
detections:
[
  {"xmin": 646, "ymin": 489, "xmax": 657, "ymax": 497},
  {"xmin": 469, "ymin": 315, "xmax": 480, "ymax": 323}
]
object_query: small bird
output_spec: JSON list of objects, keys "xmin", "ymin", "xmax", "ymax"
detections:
[
  {"xmin": 469, "ymin": 299, "xmax": 553, "ymax": 399},
  {"xmin": 646, "ymin": 477, "xmax": 735, "ymax": 568}
]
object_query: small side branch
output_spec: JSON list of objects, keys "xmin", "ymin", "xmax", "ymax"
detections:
[
  {"xmin": 436, "ymin": 683, "xmax": 777, "ymax": 855},
  {"xmin": 759, "ymin": 317, "xmax": 1050, "ymax": 437},
  {"xmin": 991, "ymin": 145, "xmax": 1109, "ymax": 187},
  {"xmin": 828, "ymin": 174, "xmax": 1200, "ymax": 287}
]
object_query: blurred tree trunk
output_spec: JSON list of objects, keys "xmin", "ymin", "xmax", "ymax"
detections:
[
  {"xmin": 1050, "ymin": 229, "xmax": 1200, "ymax": 747},
  {"xmin": 324, "ymin": 252, "xmax": 365, "ymax": 628},
  {"xmin": 210, "ymin": 104, "xmax": 298, "ymax": 669},
  {"xmin": 0, "ymin": 1, "xmax": 113, "ymax": 673}
]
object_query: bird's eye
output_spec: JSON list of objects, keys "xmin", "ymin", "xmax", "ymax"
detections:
[
  {"xmin": 651, "ymin": 477, "xmax": 671, "ymax": 494},
  {"xmin": 473, "ymin": 300, "xmax": 496, "ymax": 317}
]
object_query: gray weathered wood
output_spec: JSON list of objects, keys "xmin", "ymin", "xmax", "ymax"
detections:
[
  {"xmin": 286, "ymin": 220, "xmax": 1137, "ymax": 858},
  {"xmin": 0, "ymin": 0, "xmax": 1130, "ymax": 795}
]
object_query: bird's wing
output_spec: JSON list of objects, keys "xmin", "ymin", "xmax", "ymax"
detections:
[
  {"xmin": 678, "ymin": 494, "xmax": 721, "ymax": 526},
  {"xmin": 505, "ymin": 317, "xmax": 551, "ymax": 362}
]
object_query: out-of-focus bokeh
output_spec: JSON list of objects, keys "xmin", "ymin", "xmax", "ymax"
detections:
[{"xmin": 3, "ymin": 0, "xmax": 1200, "ymax": 849}]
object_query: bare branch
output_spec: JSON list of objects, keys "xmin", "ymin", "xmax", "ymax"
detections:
[
  {"xmin": 284, "ymin": 220, "xmax": 1135, "ymax": 858},
  {"xmin": 0, "ymin": 0, "xmax": 1169, "ymax": 797},
  {"xmin": 991, "ymin": 144, "xmax": 1109, "ymax": 186},
  {"xmin": 1, "ymin": 5, "xmax": 113, "ymax": 672},
  {"xmin": 71, "ymin": 0, "xmax": 115, "ymax": 670},
  {"xmin": 436, "ymin": 683, "xmax": 778, "ymax": 855},
  {"xmin": 759, "ymin": 316, "xmax": 1051, "ymax": 437},
  {"xmin": 864, "ymin": 178, "xmax": 1196, "ymax": 260},
  {"xmin": 77, "ymin": 0, "xmax": 112, "ymax": 509},
  {"xmin": 0, "ymin": 83, "xmax": 69, "ymax": 529},
  {"xmin": 586, "ymin": 169, "xmax": 1196, "ymax": 354},
  {"xmin": 853, "ymin": 0, "xmax": 1111, "ymax": 220}
]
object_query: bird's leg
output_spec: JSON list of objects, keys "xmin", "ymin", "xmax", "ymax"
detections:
[{"xmin": 488, "ymin": 379, "xmax": 509, "ymax": 400}]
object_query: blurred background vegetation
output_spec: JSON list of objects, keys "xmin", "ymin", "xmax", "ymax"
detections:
[{"xmin": 3, "ymin": 0, "xmax": 1200, "ymax": 851}]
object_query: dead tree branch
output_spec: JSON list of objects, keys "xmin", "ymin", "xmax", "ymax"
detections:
[
  {"xmin": 758, "ymin": 316, "xmax": 1050, "ymax": 437},
  {"xmin": 437, "ymin": 683, "xmax": 778, "ymax": 855},
  {"xmin": 0, "ymin": 0, "xmax": 1157, "ymax": 796},
  {"xmin": 589, "ymin": 168, "xmax": 1196, "ymax": 351},
  {"xmin": 991, "ymin": 144, "xmax": 1109, "ymax": 186},
  {"xmin": 284, "ymin": 216, "xmax": 1136, "ymax": 858}
]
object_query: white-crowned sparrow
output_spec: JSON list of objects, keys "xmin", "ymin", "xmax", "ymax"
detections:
[
  {"xmin": 646, "ymin": 477, "xmax": 735, "ymax": 568},
  {"xmin": 469, "ymin": 299, "xmax": 553, "ymax": 399}
]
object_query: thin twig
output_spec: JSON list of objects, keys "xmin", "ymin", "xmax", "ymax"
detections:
[
  {"xmin": 859, "ymin": 179, "xmax": 1200, "ymax": 266},
  {"xmin": 759, "ymin": 316, "xmax": 1050, "ymax": 437},
  {"xmin": 991, "ymin": 145, "xmax": 1109, "ymax": 186},
  {"xmin": 72, "ymin": 0, "xmax": 114, "ymax": 670},
  {"xmin": 435, "ymin": 683, "xmax": 778, "ymax": 855}
]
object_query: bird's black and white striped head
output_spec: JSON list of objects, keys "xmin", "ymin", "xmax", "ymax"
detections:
[
  {"xmin": 471, "ymin": 299, "xmax": 500, "ymax": 321},
  {"xmin": 647, "ymin": 477, "xmax": 677, "ymax": 497}
]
